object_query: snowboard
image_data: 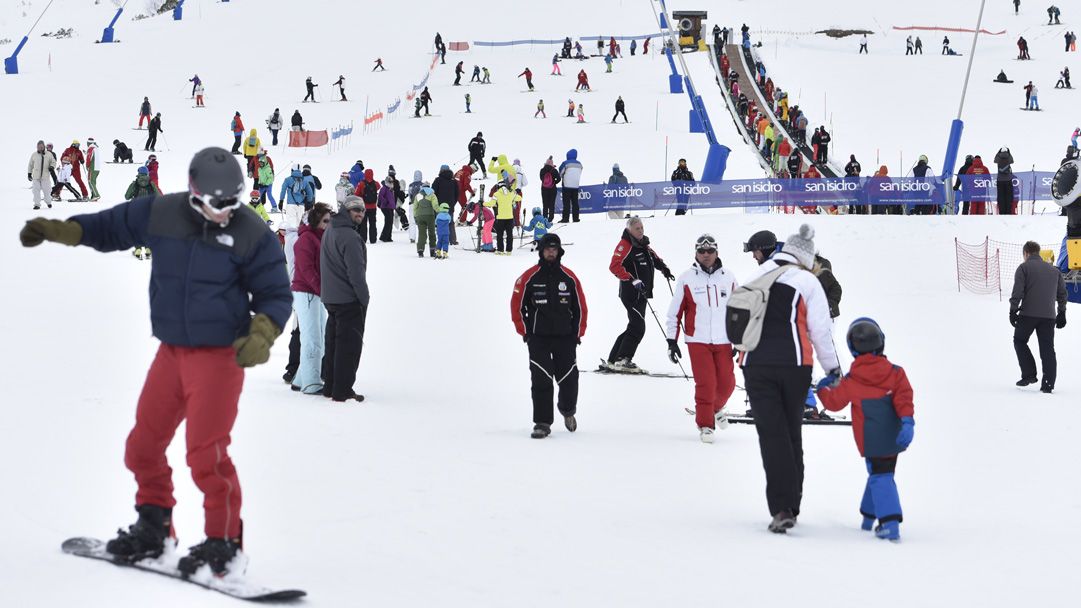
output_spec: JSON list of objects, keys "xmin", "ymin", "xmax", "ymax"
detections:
[
  {"xmin": 992, "ymin": 79, "xmax": 1015, "ymax": 83},
  {"xmin": 61, "ymin": 537, "xmax": 306, "ymax": 603},
  {"xmin": 105, "ymin": 161, "xmax": 137, "ymax": 164},
  {"xmin": 686, "ymin": 407, "xmax": 852, "ymax": 426},
  {"xmin": 1019, "ymin": 107, "xmax": 1044, "ymax": 111}
]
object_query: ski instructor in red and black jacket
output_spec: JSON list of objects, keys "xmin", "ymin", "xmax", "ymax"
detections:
[
  {"xmin": 511, "ymin": 233, "xmax": 588, "ymax": 439},
  {"xmin": 605, "ymin": 217, "xmax": 673, "ymax": 373},
  {"xmin": 19, "ymin": 147, "xmax": 292, "ymax": 577}
]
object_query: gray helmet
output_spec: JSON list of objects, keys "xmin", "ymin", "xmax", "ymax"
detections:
[{"xmin": 189, "ymin": 147, "xmax": 246, "ymax": 209}]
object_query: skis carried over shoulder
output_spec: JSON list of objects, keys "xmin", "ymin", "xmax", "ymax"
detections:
[{"xmin": 61, "ymin": 537, "xmax": 306, "ymax": 602}]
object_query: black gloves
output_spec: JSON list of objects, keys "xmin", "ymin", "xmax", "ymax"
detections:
[
  {"xmin": 28, "ymin": 173, "xmax": 32, "ymax": 182},
  {"xmin": 1010, "ymin": 310, "xmax": 1019, "ymax": 327},
  {"xmin": 1056, "ymin": 310, "xmax": 1067, "ymax": 329},
  {"xmin": 662, "ymin": 268, "xmax": 675, "ymax": 281},
  {"xmin": 667, "ymin": 339, "xmax": 682, "ymax": 363}
]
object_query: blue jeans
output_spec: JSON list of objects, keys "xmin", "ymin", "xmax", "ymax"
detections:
[
  {"xmin": 258, "ymin": 185, "xmax": 277, "ymax": 210},
  {"xmin": 292, "ymin": 292, "xmax": 327, "ymax": 394}
]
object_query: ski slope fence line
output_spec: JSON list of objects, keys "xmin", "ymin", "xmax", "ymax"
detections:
[
  {"xmin": 472, "ymin": 34, "xmax": 664, "ymax": 47},
  {"xmin": 955, "ymin": 237, "xmax": 1062, "ymax": 299},
  {"xmin": 558, "ymin": 173, "xmax": 1059, "ymax": 214},
  {"xmin": 892, "ymin": 26, "xmax": 1007, "ymax": 36},
  {"xmin": 363, "ymin": 53, "xmax": 440, "ymax": 133}
]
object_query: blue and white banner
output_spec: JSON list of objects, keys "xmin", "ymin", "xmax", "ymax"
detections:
[{"xmin": 551, "ymin": 172, "xmax": 1057, "ymax": 214}]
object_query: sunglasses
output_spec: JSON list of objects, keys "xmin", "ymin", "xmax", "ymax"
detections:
[{"xmin": 696, "ymin": 247, "xmax": 717, "ymax": 254}]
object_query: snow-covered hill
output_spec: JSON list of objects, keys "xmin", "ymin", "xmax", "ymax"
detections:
[{"xmin": 2, "ymin": 1, "xmax": 1079, "ymax": 607}]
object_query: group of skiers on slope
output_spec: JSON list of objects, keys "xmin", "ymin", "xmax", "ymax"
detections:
[
  {"xmin": 300, "ymin": 75, "xmax": 350, "ymax": 103},
  {"xmin": 512, "ymin": 218, "xmax": 915, "ymax": 541},
  {"xmin": 559, "ymin": 35, "xmax": 652, "ymax": 61},
  {"xmin": 229, "ymin": 108, "xmax": 304, "ymax": 153},
  {"xmin": 27, "ymin": 138, "xmax": 163, "ymax": 212},
  {"xmin": 136, "ymin": 97, "xmax": 165, "ymax": 152}
]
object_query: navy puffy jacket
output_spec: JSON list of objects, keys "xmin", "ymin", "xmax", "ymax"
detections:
[{"xmin": 71, "ymin": 193, "xmax": 292, "ymax": 347}]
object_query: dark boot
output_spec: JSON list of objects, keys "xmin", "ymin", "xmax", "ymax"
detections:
[
  {"xmin": 531, "ymin": 423, "xmax": 551, "ymax": 439},
  {"xmin": 105, "ymin": 504, "xmax": 173, "ymax": 560},
  {"xmin": 178, "ymin": 535, "xmax": 243, "ymax": 576}
]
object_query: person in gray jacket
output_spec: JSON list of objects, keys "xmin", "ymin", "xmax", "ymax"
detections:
[
  {"xmin": 606, "ymin": 163, "xmax": 629, "ymax": 219},
  {"xmin": 320, "ymin": 196, "xmax": 370, "ymax": 402},
  {"xmin": 28, "ymin": 140, "xmax": 57, "ymax": 209},
  {"xmin": 1010, "ymin": 240, "xmax": 1068, "ymax": 393}
]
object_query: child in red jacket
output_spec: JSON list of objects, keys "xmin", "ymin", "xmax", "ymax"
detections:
[{"xmin": 817, "ymin": 318, "xmax": 915, "ymax": 542}]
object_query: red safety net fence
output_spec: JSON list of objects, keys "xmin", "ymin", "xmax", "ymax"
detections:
[{"xmin": 956, "ymin": 237, "xmax": 1060, "ymax": 299}]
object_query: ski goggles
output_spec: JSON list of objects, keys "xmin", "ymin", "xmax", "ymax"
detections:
[
  {"xmin": 696, "ymin": 246, "xmax": 717, "ymax": 254},
  {"xmin": 191, "ymin": 191, "xmax": 243, "ymax": 212}
]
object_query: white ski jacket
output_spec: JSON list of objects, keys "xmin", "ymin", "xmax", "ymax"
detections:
[{"xmin": 666, "ymin": 261, "xmax": 738, "ymax": 345}]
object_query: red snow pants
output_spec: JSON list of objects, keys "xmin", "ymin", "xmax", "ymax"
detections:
[
  {"xmin": 70, "ymin": 165, "xmax": 88, "ymax": 198},
  {"xmin": 688, "ymin": 343, "xmax": 736, "ymax": 429},
  {"xmin": 126, "ymin": 344, "xmax": 245, "ymax": 538}
]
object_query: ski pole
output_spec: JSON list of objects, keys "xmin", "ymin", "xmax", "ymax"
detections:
[
  {"xmin": 160, "ymin": 132, "xmax": 171, "ymax": 152},
  {"xmin": 645, "ymin": 299, "xmax": 690, "ymax": 380}
]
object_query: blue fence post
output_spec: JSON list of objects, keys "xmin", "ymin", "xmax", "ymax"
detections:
[
  {"xmin": 100, "ymin": 8, "xmax": 123, "ymax": 43},
  {"xmin": 940, "ymin": 118, "xmax": 964, "ymax": 214},
  {"xmin": 173, "ymin": 0, "xmax": 185, "ymax": 20},
  {"xmin": 4, "ymin": 36, "xmax": 28, "ymax": 75},
  {"xmin": 702, "ymin": 145, "xmax": 731, "ymax": 183}
]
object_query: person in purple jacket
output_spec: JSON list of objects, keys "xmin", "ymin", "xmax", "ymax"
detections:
[
  {"xmin": 291, "ymin": 203, "xmax": 333, "ymax": 395},
  {"xmin": 378, "ymin": 177, "xmax": 398, "ymax": 242}
]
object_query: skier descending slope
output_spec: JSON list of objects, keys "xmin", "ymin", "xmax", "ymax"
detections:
[
  {"xmin": 511, "ymin": 233, "xmax": 588, "ymax": 439},
  {"xmin": 18, "ymin": 147, "xmax": 292, "ymax": 576},
  {"xmin": 603, "ymin": 217, "xmax": 674, "ymax": 374}
]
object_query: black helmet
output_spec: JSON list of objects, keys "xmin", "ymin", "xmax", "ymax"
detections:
[
  {"xmin": 847, "ymin": 317, "xmax": 885, "ymax": 357},
  {"xmin": 537, "ymin": 233, "xmax": 564, "ymax": 259},
  {"xmin": 188, "ymin": 147, "xmax": 246, "ymax": 210},
  {"xmin": 743, "ymin": 230, "xmax": 777, "ymax": 254}
]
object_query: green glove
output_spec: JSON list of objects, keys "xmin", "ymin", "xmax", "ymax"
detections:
[
  {"xmin": 232, "ymin": 313, "xmax": 282, "ymax": 368},
  {"xmin": 20, "ymin": 218, "xmax": 83, "ymax": 248}
]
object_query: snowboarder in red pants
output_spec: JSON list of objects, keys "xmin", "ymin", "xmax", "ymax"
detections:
[{"xmin": 19, "ymin": 147, "xmax": 292, "ymax": 576}]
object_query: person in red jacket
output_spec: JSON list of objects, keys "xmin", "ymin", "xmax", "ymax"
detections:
[
  {"xmin": 455, "ymin": 164, "xmax": 475, "ymax": 223},
  {"xmin": 518, "ymin": 67, "xmax": 534, "ymax": 91},
  {"xmin": 290, "ymin": 203, "xmax": 332, "ymax": 395},
  {"xmin": 145, "ymin": 154, "xmax": 159, "ymax": 189},
  {"xmin": 720, "ymin": 53, "xmax": 730, "ymax": 76},
  {"xmin": 511, "ymin": 233, "xmax": 588, "ymax": 439},
  {"xmin": 353, "ymin": 168, "xmax": 380, "ymax": 243},
  {"xmin": 61, "ymin": 140, "xmax": 89, "ymax": 199},
  {"xmin": 966, "ymin": 155, "xmax": 990, "ymax": 215},
  {"xmin": 817, "ymin": 318, "xmax": 916, "ymax": 542},
  {"xmin": 605, "ymin": 217, "xmax": 674, "ymax": 373},
  {"xmin": 576, "ymin": 70, "xmax": 591, "ymax": 92}
]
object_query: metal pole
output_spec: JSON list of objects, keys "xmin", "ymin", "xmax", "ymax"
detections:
[{"xmin": 957, "ymin": 0, "xmax": 987, "ymax": 119}]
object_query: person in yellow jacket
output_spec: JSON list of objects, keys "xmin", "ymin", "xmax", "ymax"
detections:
[
  {"xmin": 485, "ymin": 181, "xmax": 520, "ymax": 254},
  {"xmin": 242, "ymin": 129, "xmax": 261, "ymax": 176},
  {"xmin": 487, "ymin": 155, "xmax": 516, "ymax": 189},
  {"xmin": 778, "ymin": 95, "xmax": 789, "ymax": 122}
]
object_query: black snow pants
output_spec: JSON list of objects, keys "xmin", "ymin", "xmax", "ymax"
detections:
[
  {"xmin": 743, "ymin": 365, "xmax": 813, "ymax": 517},
  {"xmin": 528, "ymin": 335, "xmax": 579, "ymax": 425},
  {"xmin": 608, "ymin": 291, "xmax": 647, "ymax": 363}
]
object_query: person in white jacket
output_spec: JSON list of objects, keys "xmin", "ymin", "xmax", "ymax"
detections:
[
  {"xmin": 28, "ymin": 140, "xmax": 56, "ymax": 209},
  {"xmin": 737, "ymin": 224, "xmax": 840, "ymax": 534},
  {"xmin": 665, "ymin": 234, "xmax": 740, "ymax": 443}
]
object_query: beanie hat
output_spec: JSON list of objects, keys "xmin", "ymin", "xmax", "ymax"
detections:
[
  {"xmin": 781, "ymin": 224, "xmax": 816, "ymax": 269},
  {"xmin": 441, "ymin": 164, "xmax": 450, "ymax": 172},
  {"xmin": 342, "ymin": 195, "xmax": 365, "ymax": 211},
  {"xmin": 612, "ymin": 163, "xmax": 620, "ymax": 171},
  {"xmin": 137, "ymin": 166, "xmax": 149, "ymax": 175}
]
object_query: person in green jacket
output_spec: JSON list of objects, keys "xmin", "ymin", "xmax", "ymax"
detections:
[
  {"xmin": 124, "ymin": 166, "xmax": 162, "ymax": 260},
  {"xmin": 413, "ymin": 185, "xmax": 439, "ymax": 258},
  {"xmin": 86, "ymin": 138, "xmax": 102, "ymax": 201},
  {"xmin": 248, "ymin": 190, "xmax": 271, "ymax": 225}
]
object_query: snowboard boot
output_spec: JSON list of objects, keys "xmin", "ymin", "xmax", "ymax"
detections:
[
  {"xmin": 282, "ymin": 370, "xmax": 296, "ymax": 384},
  {"xmin": 768, "ymin": 510, "xmax": 797, "ymax": 534},
  {"xmin": 105, "ymin": 504, "xmax": 174, "ymax": 561},
  {"xmin": 564, "ymin": 414, "xmax": 577, "ymax": 432},
  {"xmin": 178, "ymin": 534, "xmax": 243, "ymax": 577},
  {"xmin": 611, "ymin": 358, "xmax": 646, "ymax": 374},
  {"xmin": 1015, "ymin": 377, "xmax": 1038, "ymax": 387},
  {"xmin": 874, "ymin": 520, "xmax": 900, "ymax": 541},
  {"xmin": 861, "ymin": 516, "xmax": 876, "ymax": 531},
  {"xmin": 699, "ymin": 427, "xmax": 715, "ymax": 444},
  {"xmin": 531, "ymin": 423, "xmax": 551, "ymax": 439},
  {"xmin": 1040, "ymin": 379, "xmax": 1054, "ymax": 393}
]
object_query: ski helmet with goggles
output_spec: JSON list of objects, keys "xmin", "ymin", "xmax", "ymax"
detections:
[
  {"xmin": 189, "ymin": 147, "xmax": 246, "ymax": 211},
  {"xmin": 1052, "ymin": 159, "xmax": 1081, "ymax": 208},
  {"xmin": 695, "ymin": 234, "xmax": 718, "ymax": 252},
  {"xmin": 846, "ymin": 317, "xmax": 885, "ymax": 357},
  {"xmin": 743, "ymin": 230, "xmax": 777, "ymax": 254}
]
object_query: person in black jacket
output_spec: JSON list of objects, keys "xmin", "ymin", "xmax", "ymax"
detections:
[
  {"xmin": 844, "ymin": 155, "xmax": 865, "ymax": 214},
  {"xmin": 511, "ymin": 233, "xmax": 588, "ymax": 439},
  {"xmin": 420, "ymin": 87, "xmax": 433, "ymax": 116},
  {"xmin": 611, "ymin": 96, "xmax": 629, "ymax": 123},
  {"xmin": 468, "ymin": 132, "xmax": 487, "ymax": 178},
  {"xmin": 538, "ymin": 156, "xmax": 561, "ymax": 221},
  {"xmin": 432, "ymin": 164, "xmax": 460, "ymax": 245},
  {"xmin": 113, "ymin": 139, "xmax": 134, "ymax": 163},
  {"xmin": 146, "ymin": 113, "xmax": 163, "ymax": 152},
  {"xmin": 604, "ymin": 217, "xmax": 674, "ymax": 372},
  {"xmin": 303, "ymin": 76, "xmax": 317, "ymax": 102},
  {"xmin": 291, "ymin": 110, "xmax": 304, "ymax": 132},
  {"xmin": 1010, "ymin": 240, "xmax": 1068, "ymax": 393},
  {"xmin": 671, "ymin": 159, "xmax": 695, "ymax": 215},
  {"xmin": 994, "ymin": 147, "xmax": 1016, "ymax": 215},
  {"xmin": 954, "ymin": 154, "xmax": 974, "ymax": 215}
]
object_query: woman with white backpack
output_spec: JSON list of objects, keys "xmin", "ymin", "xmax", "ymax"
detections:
[{"xmin": 665, "ymin": 234, "xmax": 740, "ymax": 444}]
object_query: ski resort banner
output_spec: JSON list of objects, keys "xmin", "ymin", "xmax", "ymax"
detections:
[{"xmin": 556, "ymin": 172, "xmax": 1057, "ymax": 214}]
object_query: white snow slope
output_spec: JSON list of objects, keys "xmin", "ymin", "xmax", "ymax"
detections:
[{"xmin": 1, "ymin": 1, "xmax": 1079, "ymax": 607}]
